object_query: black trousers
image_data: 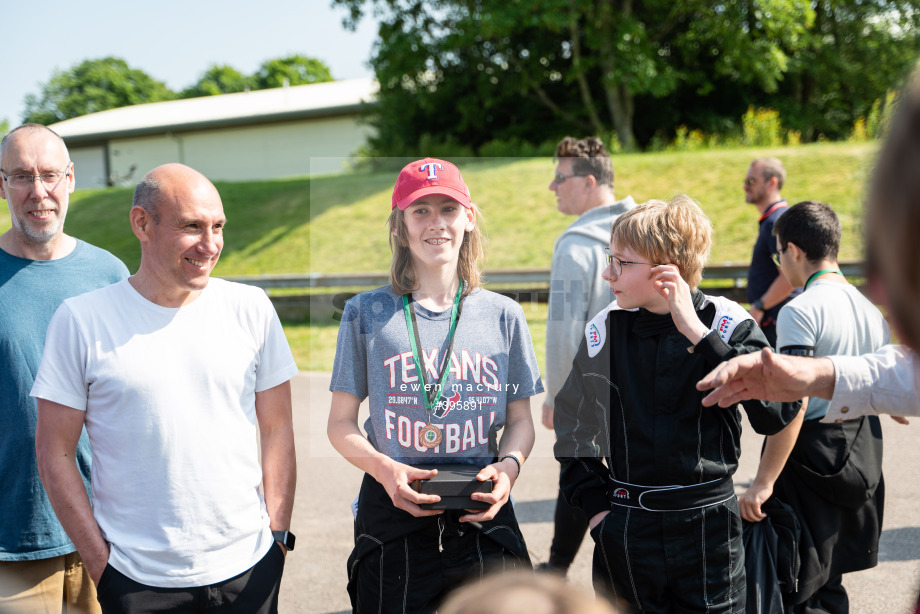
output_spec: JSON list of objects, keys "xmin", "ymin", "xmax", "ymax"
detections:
[
  {"xmin": 789, "ymin": 575, "xmax": 848, "ymax": 614},
  {"xmin": 591, "ymin": 498, "xmax": 745, "ymax": 614},
  {"xmin": 347, "ymin": 512, "xmax": 529, "ymax": 614},
  {"xmin": 96, "ymin": 543, "xmax": 285, "ymax": 613},
  {"xmin": 547, "ymin": 486, "xmax": 588, "ymax": 571}
]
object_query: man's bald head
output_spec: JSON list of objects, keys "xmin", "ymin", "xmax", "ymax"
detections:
[
  {"xmin": 0, "ymin": 124, "xmax": 69, "ymax": 166},
  {"xmin": 133, "ymin": 163, "xmax": 220, "ymax": 224}
]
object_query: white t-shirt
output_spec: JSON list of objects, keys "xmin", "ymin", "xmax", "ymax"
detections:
[
  {"xmin": 31, "ymin": 278, "xmax": 299, "ymax": 587},
  {"xmin": 776, "ymin": 279, "xmax": 889, "ymax": 420}
]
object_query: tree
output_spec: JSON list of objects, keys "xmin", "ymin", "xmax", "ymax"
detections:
[
  {"xmin": 180, "ymin": 64, "xmax": 255, "ymax": 99},
  {"xmin": 254, "ymin": 55, "xmax": 334, "ymax": 89},
  {"xmin": 0, "ymin": 119, "xmax": 9, "ymax": 137},
  {"xmin": 765, "ymin": 0, "xmax": 920, "ymax": 140},
  {"xmin": 336, "ymin": 0, "xmax": 816, "ymax": 151},
  {"xmin": 23, "ymin": 57, "xmax": 175, "ymax": 125}
]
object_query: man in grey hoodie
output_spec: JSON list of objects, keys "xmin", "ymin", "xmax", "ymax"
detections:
[{"xmin": 539, "ymin": 136, "xmax": 635, "ymax": 575}]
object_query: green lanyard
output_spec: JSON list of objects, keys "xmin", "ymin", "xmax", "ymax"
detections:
[
  {"xmin": 402, "ymin": 284, "xmax": 464, "ymax": 412},
  {"xmin": 804, "ymin": 268, "xmax": 843, "ymax": 291}
]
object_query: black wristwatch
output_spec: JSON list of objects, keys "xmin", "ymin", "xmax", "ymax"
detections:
[
  {"xmin": 272, "ymin": 530, "xmax": 295, "ymax": 551},
  {"xmin": 752, "ymin": 298, "xmax": 765, "ymax": 311}
]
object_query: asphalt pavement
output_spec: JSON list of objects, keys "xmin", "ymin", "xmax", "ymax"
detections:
[{"xmin": 282, "ymin": 372, "xmax": 920, "ymax": 613}]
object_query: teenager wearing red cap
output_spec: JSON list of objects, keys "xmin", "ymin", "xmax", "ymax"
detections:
[{"xmin": 327, "ymin": 158, "xmax": 542, "ymax": 612}]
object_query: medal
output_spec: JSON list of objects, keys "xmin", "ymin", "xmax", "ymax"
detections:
[
  {"xmin": 403, "ymin": 285, "xmax": 464, "ymax": 450},
  {"xmin": 419, "ymin": 424, "xmax": 443, "ymax": 448}
]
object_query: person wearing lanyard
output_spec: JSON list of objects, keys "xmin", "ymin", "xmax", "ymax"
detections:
[
  {"xmin": 540, "ymin": 136, "xmax": 636, "ymax": 578},
  {"xmin": 327, "ymin": 158, "xmax": 542, "ymax": 613},
  {"xmin": 739, "ymin": 201, "xmax": 889, "ymax": 612},
  {"xmin": 744, "ymin": 158, "xmax": 799, "ymax": 346}
]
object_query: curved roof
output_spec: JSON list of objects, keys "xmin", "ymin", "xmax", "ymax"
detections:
[{"xmin": 50, "ymin": 77, "xmax": 378, "ymax": 144}]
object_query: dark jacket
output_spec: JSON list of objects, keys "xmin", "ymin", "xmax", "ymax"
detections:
[
  {"xmin": 772, "ymin": 416, "xmax": 884, "ymax": 604},
  {"xmin": 748, "ymin": 201, "xmax": 799, "ymax": 324},
  {"xmin": 554, "ymin": 291, "xmax": 800, "ymax": 521}
]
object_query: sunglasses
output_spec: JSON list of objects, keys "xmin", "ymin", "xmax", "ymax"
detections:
[{"xmin": 553, "ymin": 172, "xmax": 588, "ymax": 184}]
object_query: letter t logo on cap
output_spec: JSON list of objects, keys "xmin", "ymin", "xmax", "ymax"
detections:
[{"xmin": 419, "ymin": 162, "xmax": 444, "ymax": 181}]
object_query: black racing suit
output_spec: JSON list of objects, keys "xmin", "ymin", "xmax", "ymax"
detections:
[
  {"xmin": 554, "ymin": 291, "xmax": 799, "ymax": 613},
  {"xmin": 347, "ymin": 471, "xmax": 530, "ymax": 614}
]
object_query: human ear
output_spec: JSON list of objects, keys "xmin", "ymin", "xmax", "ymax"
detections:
[
  {"xmin": 65, "ymin": 163, "xmax": 75, "ymax": 195},
  {"xmin": 464, "ymin": 206, "xmax": 476, "ymax": 232},
  {"xmin": 129, "ymin": 206, "xmax": 151, "ymax": 241}
]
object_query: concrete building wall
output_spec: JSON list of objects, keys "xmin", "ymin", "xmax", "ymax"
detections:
[
  {"xmin": 69, "ymin": 146, "xmax": 108, "ymax": 190},
  {"xmin": 177, "ymin": 116, "xmax": 373, "ymax": 180},
  {"xmin": 108, "ymin": 136, "xmax": 180, "ymax": 185},
  {"xmin": 64, "ymin": 115, "xmax": 372, "ymax": 189}
]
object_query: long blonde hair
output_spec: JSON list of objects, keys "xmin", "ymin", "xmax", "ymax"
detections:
[{"xmin": 387, "ymin": 204, "xmax": 485, "ymax": 296}]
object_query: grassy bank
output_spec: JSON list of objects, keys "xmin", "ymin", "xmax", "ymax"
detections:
[{"xmin": 308, "ymin": 142, "xmax": 877, "ymax": 274}]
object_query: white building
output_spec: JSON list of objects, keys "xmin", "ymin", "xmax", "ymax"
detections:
[{"xmin": 49, "ymin": 78, "xmax": 377, "ymax": 189}]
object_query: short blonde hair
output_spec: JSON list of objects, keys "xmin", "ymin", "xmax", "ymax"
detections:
[
  {"xmin": 387, "ymin": 204, "xmax": 485, "ymax": 296},
  {"xmin": 610, "ymin": 194, "xmax": 712, "ymax": 289}
]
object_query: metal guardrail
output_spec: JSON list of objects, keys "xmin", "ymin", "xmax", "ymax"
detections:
[
  {"xmin": 220, "ymin": 260, "xmax": 867, "ymax": 292},
  {"xmin": 223, "ymin": 260, "xmax": 868, "ymax": 322},
  {"xmin": 220, "ymin": 268, "xmax": 555, "ymax": 290}
]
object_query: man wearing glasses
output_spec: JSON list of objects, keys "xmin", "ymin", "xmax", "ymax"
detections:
[
  {"xmin": 0, "ymin": 124, "xmax": 128, "ymax": 613},
  {"xmin": 739, "ymin": 201, "xmax": 888, "ymax": 611},
  {"xmin": 539, "ymin": 136, "xmax": 634, "ymax": 576},
  {"xmin": 743, "ymin": 157, "xmax": 798, "ymax": 346}
]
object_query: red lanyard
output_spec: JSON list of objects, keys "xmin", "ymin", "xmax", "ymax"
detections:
[{"xmin": 759, "ymin": 200, "xmax": 787, "ymax": 222}]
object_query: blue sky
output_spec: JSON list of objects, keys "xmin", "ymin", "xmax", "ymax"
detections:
[{"xmin": 0, "ymin": 0, "xmax": 377, "ymax": 125}]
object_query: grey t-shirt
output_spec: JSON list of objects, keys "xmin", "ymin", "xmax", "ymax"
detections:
[
  {"xmin": 330, "ymin": 286, "xmax": 543, "ymax": 466},
  {"xmin": 777, "ymin": 279, "xmax": 890, "ymax": 420}
]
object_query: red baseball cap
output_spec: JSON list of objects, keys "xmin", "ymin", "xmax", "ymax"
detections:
[{"xmin": 391, "ymin": 158, "xmax": 472, "ymax": 210}]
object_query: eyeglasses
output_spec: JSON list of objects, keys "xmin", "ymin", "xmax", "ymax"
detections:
[
  {"xmin": 744, "ymin": 177, "xmax": 759, "ymax": 187},
  {"xmin": 0, "ymin": 164, "xmax": 71, "ymax": 190},
  {"xmin": 605, "ymin": 248, "xmax": 656, "ymax": 276},
  {"xmin": 553, "ymin": 172, "xmax": 588, "ymax": 184},
  {"xmin": 772, "ymin": 245, "xmax": 788, "ymax": 267}
]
